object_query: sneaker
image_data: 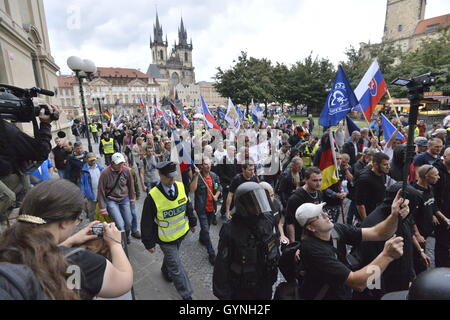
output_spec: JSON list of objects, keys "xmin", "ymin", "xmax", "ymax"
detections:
[
  {"xmin": 131, "ymin": 231, "xmax": 141, "ymax": 239},
  {"xmin": 208, "ymin": 253, "xmax": 216, "ymax": 266},
  {"xmin": 161, "ymin": 267, "xmax": 173, "ymax": 282},
  {"xmin": 211, "ymin": 215, "xmax": 217, "ymax": 226}
]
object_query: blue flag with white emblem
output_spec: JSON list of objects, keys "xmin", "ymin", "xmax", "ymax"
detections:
[{"xmin": 319, "ymin": 66, "xmax": 359, "ymax": 127}]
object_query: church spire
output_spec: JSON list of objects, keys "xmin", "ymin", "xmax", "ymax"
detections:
[
  {"xmin": 153, "ymin": 10, "xmax": 164, "ymax": 44},
  {"xmin": 178, "ymin": 16, "xmax": 188, "ymax": 46}
]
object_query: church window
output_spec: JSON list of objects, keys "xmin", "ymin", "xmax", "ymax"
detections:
[
  {"xmin": 160, "ymin": 50, "xmax": 163, "ymax": 60},
  {"xmin": 185, "ymin": 52, "xmax": 188, "ymax": 62},
  {"xmin": 398, "ymin": 24, "xmax": 402, "ymax": 32}
]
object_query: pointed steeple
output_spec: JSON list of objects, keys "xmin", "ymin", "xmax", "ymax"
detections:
[
  {"xmin": 178, "ymin": 16, "xmax": 188, "ymax": 46},
  {"xmin": 153, "ymin": 10, "xmax": 164, "ymax": 44}
]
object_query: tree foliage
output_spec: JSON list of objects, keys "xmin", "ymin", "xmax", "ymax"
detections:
[{"xmin": 213, "ymin": 29, "xmax": 449, "ymax": 115}]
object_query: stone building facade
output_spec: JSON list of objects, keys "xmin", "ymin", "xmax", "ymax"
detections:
[
  {"xmin": 0, "ymin": 0, "xmax": 70, "ymax": 136},
  {"xmin": 361, "ymin": 0, "xmax": 449, "ymax": 55}
]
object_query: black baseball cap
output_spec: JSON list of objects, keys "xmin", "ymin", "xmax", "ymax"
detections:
[{"xmin": 157, "ymin": 161, "xmax": 178, "ymax": 177}]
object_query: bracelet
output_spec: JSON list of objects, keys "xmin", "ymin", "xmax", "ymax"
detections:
[{"xmin": 104, "ymin": 235, "xmax": 122, "ymax": 245}]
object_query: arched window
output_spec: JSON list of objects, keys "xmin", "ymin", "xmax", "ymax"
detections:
[
  {"xmin": 160, "ymin": 50, "xmax": 163, "ymax": 60},
  {"xmin": 185, "ymin": 52, "xmax": 188, "ymax": 62}
]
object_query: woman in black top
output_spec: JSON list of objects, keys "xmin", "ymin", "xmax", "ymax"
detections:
[{"xmin": 0, "ymin": 179, "xmax": 133, "ymax": 300}]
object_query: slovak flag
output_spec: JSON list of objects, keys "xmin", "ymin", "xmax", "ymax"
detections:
[
  {"xmin": 181, "ymin": 112, "xmax": 190, "ymax": 127},
  {"xmin": 354, "ymin": 60, "xmax": 387, "ymax": 121},
  {"xmin": 200, "ymin": 96, "xmax": 220, "ymax": 130}
]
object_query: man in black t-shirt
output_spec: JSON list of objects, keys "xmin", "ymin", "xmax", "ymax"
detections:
[
  {"xmin": 225, "ymin": 163, "xmax": 258, "ymax": 220},
  {"xmin": 296, "ymin": 189, "xmax": 410, "ymax": 300},
  {"xmin": 285, "ymin": 166, "xmax": 323, "ymax": 242},
  {"xmin": 355, "ymin": 152, "xmax": 389, "ymax": 222},
  {"xmin": 51, "ymin": 137, "xmax": 71, "ymax": 179}
]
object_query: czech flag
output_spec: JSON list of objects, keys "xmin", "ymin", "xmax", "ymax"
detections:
[
  {"xmin": 200, "ymin": 96, "xmax": 220, "ymax": 130},
  {"xmin": 354, "ymin": 60, "xmax": 387, "ymax": 121},
  {"xmin": 319, "ymin": 131, "xmax": 339, "ymax": 191},
  {"xmin": 381, "ymin": 113, "xmax": 405, "ymax": 143},
  {"xmin": 181, "ymin": 112, "xmax": 190, "ymax": 127}
]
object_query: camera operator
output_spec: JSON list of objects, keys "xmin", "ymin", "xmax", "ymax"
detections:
[{"xmin": 0, "ymin": 103, "xmax": 61, "ymax": 218}]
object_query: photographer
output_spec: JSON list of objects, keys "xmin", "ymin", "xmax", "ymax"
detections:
[
  {"xmin": 0, "ymin": 101, "xmax": 60, "ymax": 218},
  {"xmin": 0, "ymin": 179, "xmax": 133, "ymax": 300}
]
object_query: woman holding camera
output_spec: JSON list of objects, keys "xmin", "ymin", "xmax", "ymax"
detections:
[{"xmin": 0, "ymin": 179, "xmax": 133, "ymax": 300}]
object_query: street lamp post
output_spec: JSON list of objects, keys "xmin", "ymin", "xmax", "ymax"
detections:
[
  {"xmin": 92, "ymin": 96, "xmax": 105, "ymax": 131},
  {"xmin": 67, "ymin": 56, "xmax": 97, "ymax": 153}
]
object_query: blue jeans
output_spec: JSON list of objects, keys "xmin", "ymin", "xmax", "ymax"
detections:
[
  {"xmin": 130, "ymin": 203, "xmax": 139, "ymax": 233},
  {"xmin": 57, "ymin": 168, "xmax": 66, "ymax": 179},
  {"xmin": 197, "ymin": 210, "xmax": 215, "ymax": 256},
  {"xmin": 106, "ymin": 197, "xmax": 132, "ymax": 233}
]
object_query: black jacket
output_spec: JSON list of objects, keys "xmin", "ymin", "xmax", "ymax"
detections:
[
  {"xmin": 213, "ymin": 213, "xmax": 279, "ymax": 300},
  {"xmin": 216, "ymin": 157, "xmax": 238, "ymax": 186},
  {"xmin": 342, "ymin": 141, "xmax": 362, "ymax": 166},
  {"xmin": 140, "ymin": 182, "xmax": 197, "ymax": 250},
  {"xmin": 193, "ymin": 171, "xmax": 222, "ymax": 215},
  {"xmin": 278, "ymin": 168, "xmax": 305, "ymax": 207},
  {"xmin": 0, "ymin": 120, "xmax": 52, "ymax": 177},
  {"xmin": 66, "ymin": 151, "xmax": 88, "ymax": 185}
]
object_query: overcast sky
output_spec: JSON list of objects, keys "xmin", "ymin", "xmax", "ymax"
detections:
[{"xmin": 44, "ymin": 0, "xmax": 450, "ymax": 82}]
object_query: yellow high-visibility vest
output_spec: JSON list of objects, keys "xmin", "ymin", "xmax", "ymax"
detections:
[
  {"xmin": 101, "ymin": 139, "xmax": 114, "ymax": 154},
  {"xmin": 150, "ymin": 181, "xmax": 189, "ymax": 243},
  {"xmin": 302, "ymin": 144, "xmax": 319, "ymax": 166},
  {"xmin": 90, "ymin": 124, "xmax": 98, "ymax": 133}
]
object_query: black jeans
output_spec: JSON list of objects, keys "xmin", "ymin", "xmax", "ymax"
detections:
[
  {"xmin": 197, "ymin": 210, "xmax": 215, "ymax": 256},
  {"xmin": 220, "ymin": 185, "xmax": 229, "ymax": 216}
]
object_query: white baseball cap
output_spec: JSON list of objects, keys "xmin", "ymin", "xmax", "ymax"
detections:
[
  {"xmin": 111, "ymin": 153, "xmax": 126, "ymax": 165},
  {"xmin": 295, "ymin": 202, "xmax": 326, "ymax": 227}
]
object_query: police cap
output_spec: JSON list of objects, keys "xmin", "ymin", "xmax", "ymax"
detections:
[{"xmin": 157, "ymin": 161, "xmax": 178, "ymax": 178}]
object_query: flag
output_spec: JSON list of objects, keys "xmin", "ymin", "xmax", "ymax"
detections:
[
  {"xmin": 169, "ymin": 100, "xmax": 180, "ymax": 116},
  {"xmin": 235, "ymin": 104, "xmax": 245, "ymax": 120},
  {"xmin": 139, "ymin": 98, "xmax": 146, "ymax": 109},
  {"xmin": 381, "ymin": 113, "xmax": 405, "ymax": 143},
  {"xmin": 103, "ymin": 111, "xmax": 111, "ymax": 120},
  {"xmin": 145, "ymin": 105, "xmax": 153, "ymax": 130},
  {"xmin": 251, "ymin": 99, "xmax": 263, "ymax": 124},
  {"xmin": 200, "ymin": 96, "xmax": 220, "ymax": 130},
  {"xmin": 171, "ymin": 130, "xmax": 193, "ymax": 174},
  {"xmin": 345, "ymin": 115, "xmax": 360, "ymax": 139},
  {"xmin": 162, "ymin": 111, "xmax": 172, "ymax": 127},
  {"xmin": 319, "ymin": 65, "xmax": 359, "ymax": 127},
  {"xmin": 88, "ymin": 109, "xmax": 96, "ymax": 115},
  {"xmin": 319, "ymin": 131, "xmax": 339, "ymax": 190},
  {"xmin": 217, "ymin": 109, "xmax": 226, "ymax": 120},
  {"xmin": 354, "ymin": 60, "xmax": 388, "ymax": 121},
  {"xmin": 181, "ymin": 112, "xmax": 190, "ymax": 127},
  {"xmin": 154, "ymin": 106, "xmax": 164, "ymax": 116},
  {"xmin": 111, "ymin": 114, "xmax": 115, "ymax": 126},
  {"xmin": 225, "ymin": 98, "xmax": 241, "ymax": 131}
]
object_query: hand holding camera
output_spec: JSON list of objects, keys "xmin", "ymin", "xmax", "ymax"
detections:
[{"xmin": 94, "ymin": 222, "xmax": 122, "ymax": 247}]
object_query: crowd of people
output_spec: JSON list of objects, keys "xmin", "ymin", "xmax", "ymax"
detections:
[{"xmin": 0, "ymin": 104, "xmax": 449, "ymax": 300}]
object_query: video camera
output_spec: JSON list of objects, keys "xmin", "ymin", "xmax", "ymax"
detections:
[
  {"xmin": 392, "ymin": 72, "xmax": 437, "ymax": 96},
  {"xmin": 0, "ymin": 84, "xmax": 58, "ymax": 123}
]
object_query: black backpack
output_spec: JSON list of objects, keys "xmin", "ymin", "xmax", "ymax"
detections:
[{"xmin": 0, "ymin": 263, "xmax": 48, "ymax": 300}]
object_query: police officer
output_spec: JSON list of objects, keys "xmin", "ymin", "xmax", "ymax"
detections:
[
  {"xmin": 89, "ymin": 122, "xmax": 99, "ymax": 144},
  {"xmin": 140, "ymin": 161, "xmax": 197, "ymax": 300},
  {"xmin": 99, "ymin": 132, "xmax": 116, "ymax": 166},
  {"xmin": 213, "ymin": 182, "xmax": 280, "ymax": 300}
]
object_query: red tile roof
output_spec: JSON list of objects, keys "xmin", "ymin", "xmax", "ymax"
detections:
[
  {"xmin": 414, "ymin": 14, "xmax": 450, "ymax": 35},
  {"xmin": 57, "ymin": 76, "xmax": 78, "ymax": 87},
  {"xmin": 97, "ymin": 67, "xmax": 149, "ymax": 79}
]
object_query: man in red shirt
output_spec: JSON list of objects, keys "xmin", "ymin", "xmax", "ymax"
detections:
[{"xmin": 190, "ymin": 158, "xmax": 222, "ymax": 265}]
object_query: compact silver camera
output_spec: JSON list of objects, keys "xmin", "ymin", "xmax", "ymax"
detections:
[{"xmin": 91, "ymin": 223, "xmax": 104, "ymax": 237}]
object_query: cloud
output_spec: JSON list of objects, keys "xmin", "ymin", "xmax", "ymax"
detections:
[{"xmin": 44, "ymin": 0, "xmax": 450, "ymax": 81}]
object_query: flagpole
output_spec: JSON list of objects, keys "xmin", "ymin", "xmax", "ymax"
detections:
[
  {"xmin": 386, "ymin": 89, "xmax": 401, "ymax": 124},
  {"xmin": 358, "ymin": 104, "xmax": 377, "ymax": 138}
]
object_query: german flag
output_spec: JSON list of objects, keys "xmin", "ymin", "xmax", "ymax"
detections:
[{"xmin": 319, "ymin": 131, "xmax": 339, "ymax": 191}]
